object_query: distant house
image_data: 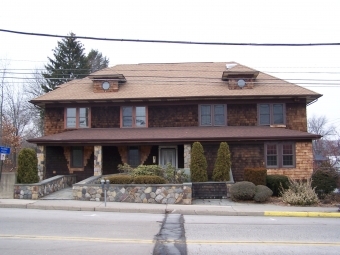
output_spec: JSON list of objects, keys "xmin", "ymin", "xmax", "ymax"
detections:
[{"xmin": 28, "ymin": 62, "xmax": 321, "ymax": 182}]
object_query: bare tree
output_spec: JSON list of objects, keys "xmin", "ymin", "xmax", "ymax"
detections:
[
  {"xmin": 308, "ymin": 115, "xmax": 339, "ymax": 167},
  {"xmin": 24, "ymin": 68, "xmax": 46, "ymax": 138}
]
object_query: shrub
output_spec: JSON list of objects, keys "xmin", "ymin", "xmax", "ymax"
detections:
[
  {"xmin": 117, "ymin": 163, "xmax": 134, "ymax": 175},
  {"xmin": 312, "ymin": 167, "xmax": 338, "ymax": 198},
  {"xmin": 281, "ymin": 179, "xmax": 319, "ymax": 206},
  {"xmin": 190, "ymin": 142, "xmax": 208, "ymax": 182},
  {"xmin": 132, "ymin": 164, "xmax": 163, "ymax": 177},
  {"xmin": 254, "ymin": 185, "xmax": 273, "ymax": 202},
  {"xmin": 229, "ymin": 181, "xmax": 256, "ymax": 201},
  {"xmin": 134, "ymin": 175, "xmax": 166, "ymax": 184},
  {"xmin": 163, "ymin": 163, "xmax": 189, "ymax": 184},
  {"xmin": 212, "ymin": 142, "xmax": 231, "ymax": 181},
  {"xmin": 266, "ymin": 175, "xmax": 290, "ymax": 196},
  {"xmin": 17, "ymin": 148, "xmax": 39, "ymax": 184},
  {"xmin": 244, "ymin": 168, "xmax": 267, "ymax": 185},
  {"xmin": 106, "ymin": 175, "xmax": 134, "ymax": 184}
]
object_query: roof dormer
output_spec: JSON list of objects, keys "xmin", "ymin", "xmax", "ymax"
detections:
[
  {"xmin": 222, "ymin": 68, "xmax": 259, "ymax": 90},
  {"xmin": 89, "ymin": 74, "xmax": 126, "ymax": 93}
]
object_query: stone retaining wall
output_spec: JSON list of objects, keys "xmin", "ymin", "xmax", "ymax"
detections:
[
  {"xmin": 14, "ymin": 175, "xmax": 77, "ymax": 199},
  {"xmin": 73, "ymin": 182, "xmax": 192, "ymax": 205}
]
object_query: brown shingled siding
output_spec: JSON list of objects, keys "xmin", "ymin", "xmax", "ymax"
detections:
[
  {"xmin": 227, "ymin": 104, "xmax": 257, "ymax": 126},
  {"xmin": 44, "ymin": 108, "xmax": 65, "ymax": 135},
  {"xmin": 229, "ymin": 144, "xmax": 264, "ymax": 181},
  {"xmin": 148, "ymin": 105, "xmax": 198, "ymax": 127},
  {"xmin": 286, "ymin": 103, "xmax": 307, "ymax": 132},
  {"xmin": 91, "ymin": 106, "xmax": 120, "ymax": 128},
  {"xmin": 267, "ymin": 141, "xmax": 313, "ymax": 179}
]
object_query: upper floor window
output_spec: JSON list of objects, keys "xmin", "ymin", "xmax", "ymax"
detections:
[
  {"xmin": 200, "ymin": 104, "xmax": 226, "ymax": 126},
  {"xmin": 66, "ymin": 107, "xmax": 90, "ymax": 128},
  {"xmin": 265, "ymin": 143, "xmax": 295, "ymax": 168},
  {"xmin": 121, "ymin": 106, "xmax": 147, "ymax": 128},
  {"xmin": 258, "ymin": 103, "xmax": 285, "ymax": 125}
]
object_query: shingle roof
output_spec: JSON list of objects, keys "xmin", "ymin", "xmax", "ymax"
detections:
[
  {"xmin": 27, "ymin": 126, "xmax": 321, "ymax": 145},
  {"xmin": 30, "ymin": 62, "xmax": 321, "ymax": 105}
]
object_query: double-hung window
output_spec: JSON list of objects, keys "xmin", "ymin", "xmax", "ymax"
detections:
[
  {"xmin": 66, "ymin": 107, "xmax": 90, "ymax": 128},
  {"xmin": 258, "ymin": 103, "xmax": 285, "ymax": 125},
  {"xmin": 121, "ymin": 106, "xmax": 147, "ymax": 128},
  {"xmin": 200, "ymin": 104, "xmax": 226, "ymax": 126},
  {"xmin": 265, "ymin": 143, "xmax": 295, "ymax": 168}
]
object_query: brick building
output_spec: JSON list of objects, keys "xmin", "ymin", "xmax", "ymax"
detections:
[{"xmin": 28, "ymin": 62, "xmax": 321, "ymax": 182}]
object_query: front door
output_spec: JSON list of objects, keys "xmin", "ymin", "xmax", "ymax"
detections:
[{"xmin": 160, "ymin": 148, "xmax": 176, "ymax": 168}]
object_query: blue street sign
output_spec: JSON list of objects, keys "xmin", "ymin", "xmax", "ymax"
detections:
[{"xmin": 0, "ymin": 146, "xmax": 10, "ymax": 154}]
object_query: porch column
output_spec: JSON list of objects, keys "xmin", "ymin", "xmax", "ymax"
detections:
[
  {"xmin": 94, "ymin": 145, "xmax": 102, "ymax": 176},
  {"xmin": 184, "ymin": 144, "xmax": 191, "ymax": 169},
  {"xmin": 37, "ymin": 145, "xmax": 45, "ymax": 181}
]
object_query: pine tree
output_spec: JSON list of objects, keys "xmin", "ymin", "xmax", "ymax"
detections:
[
  {"xmin": 86, "ymin": 49, "xmax": 109, "ymax": 73},
  {"xmin": 212, "ymin": 142, "xmax": 231, "ymax": 181},
  {"xmin": 190, "ymin": 142, "xmax": 208, "ymax": 182},
  {"xmin": 17, "ymin": 148, "xmax": 39, "ymax": 184},
  {"xmin": 42, "ymin": 32, "xmax": 90, "ymax": 92}
]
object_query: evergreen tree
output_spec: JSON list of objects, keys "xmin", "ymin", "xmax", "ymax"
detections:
[
  {"xmin": 212, "ymin": 142, "xmax": 231, "ymax": 181},
  {"xmin": 17, "ymin": 148, "xmax": 39, "ymax": 184},
  {"xmin": 42, "ymin": 32, "xmax": 90, "ymax": 92},
  {"xmin": 190, "ymin": 142, "xmax": 208, "ymax": 182},
  {"xmin": 86, "ymin": 49, "xmax": 109, "ymax": 73}
]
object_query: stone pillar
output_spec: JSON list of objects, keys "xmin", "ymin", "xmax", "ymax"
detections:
[
  {"xmin": 94, "ymin": 145, "xmax": 102, "ymax": 176},
  {"xmin": 184, "ymin": 144, "xmax": 191, "ymax": 168},
  {"xmin": 37, "ymin": 145, "xmax": 45, "ymax": 181}
]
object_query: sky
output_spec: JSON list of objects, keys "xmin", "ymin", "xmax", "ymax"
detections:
[{"xmin": 1, "ymin": 0, "xmax": 340, "ymax": 132}]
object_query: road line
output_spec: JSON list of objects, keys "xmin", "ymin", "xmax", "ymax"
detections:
[
  {"xmin": 264, "ymin": 211, "xmax": 340, "ymax": 217},
  {"xmin": 0, "ymin": 234, "xmax": 153, "ymax": 244}
]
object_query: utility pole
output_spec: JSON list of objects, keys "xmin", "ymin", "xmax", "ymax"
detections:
[{"xmin": 0, "ymin": 60, "xmax": 6, "ymax": 183}]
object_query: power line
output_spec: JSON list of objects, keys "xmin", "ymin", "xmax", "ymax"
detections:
[{"xmin": 1, "ymin": 29, "xmax": 340, "ymax": 47}]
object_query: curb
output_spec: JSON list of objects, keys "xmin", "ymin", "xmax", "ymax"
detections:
[{"xmin": 264, "ymin": 211, "xmax": 340, "ymax": 218}]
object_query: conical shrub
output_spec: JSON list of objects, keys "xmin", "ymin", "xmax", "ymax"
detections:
[
  {"xmin": 212, "ymin": 142, "xmax": 231, "ymax": 181},
  {"xmin": 190, "ymin": 142, "xmax": 208, "ymax": 182},
  {"xmin": 17, "ymin": 148, "xmax": 39, "ymax": 184}
]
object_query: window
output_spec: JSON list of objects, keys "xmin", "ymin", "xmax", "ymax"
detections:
[
  {"xmin": 128, "ymin": 147, "xmax": 140, "ymax": 167},
  {"xmin": 258, "ymin": 103, "xmax": 285, "ymax": 125},
  {"xmin": 121, "ymin": 106, "xmax": 147, "ymax": 127},
  {"xmin": 265, "ymin": 143, "xmax": 295, "ymax": 168},
  {"xmin": 66, "ymin": 107, "xmax": 90, "ymax": 128},
  {"xmin": 199, "ymin": 104, "xmax": 226, "ymax": 126},
  {"xmin": 71, "ymin": 146, "xmax": 83, "ymax": 168}
]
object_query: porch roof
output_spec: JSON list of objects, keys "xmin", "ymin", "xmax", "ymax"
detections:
[{"xmin": 27, "ymin": 126, "xmax": 321, "ymax": 145}]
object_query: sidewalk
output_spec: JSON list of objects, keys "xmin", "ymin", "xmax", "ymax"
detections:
[{"xmin": 0, "ymin": 197, "xmax": 339, "ymax": 217}]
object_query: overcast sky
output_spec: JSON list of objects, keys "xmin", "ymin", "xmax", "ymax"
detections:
[{"xmin": 1, "ymin": 0, "xmax": 340, "ymax": 132}]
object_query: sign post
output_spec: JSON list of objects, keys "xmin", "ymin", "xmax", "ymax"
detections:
[{"xmin": 0, "ymin": 146, "xmax": 10, "ymax": 183}]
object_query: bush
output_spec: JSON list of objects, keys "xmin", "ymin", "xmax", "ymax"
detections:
[
  {"xmin": 190, "ymin": 142, "xmax": 208, "ymax": 182},
  {"xmin": 117, "ymin": 163, "xmax": 134, "ymax": 175},
  {"xmin": 132, "ymin": 165, "xmax": 163, "ymax": 177},
  {"xmin": 163, "ymin": 163, "xmax": 189, "ymax": 184},
  {"xmin": 134, "ymin": 175, "xmax": 166, "ymax": 184},
  {"xmin": 281, "ymin": 179, "xmax": 319, "ymax": 206},
  {"xmin": 312, "ymin": 167, "xmax": 338, "ymax": 198},
  {"xmin": 230, "ymin": 181, "xmax": 256, "ymax": 201},
  {"xmin": 266, "ymin": 175, "xmax": 290, "ymax": 196},
  {"xmin": 254, "ymin": 185, "xmax": 273, "ymax": 202},
  {"xmin": 244, "ymin": 168, "xmax": 267, "ymax": 185},
  {"xmin": 17, "ymin": 148, "xmax": 39, "ymax": 184},
  {"xmin": 212, "ymin": 142, "xmax": 231, "ymax": 181},
  {"xmin": 106, "ymin": 175, "xmax": 134, "ymax": 184}
]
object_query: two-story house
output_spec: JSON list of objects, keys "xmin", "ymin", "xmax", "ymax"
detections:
[{"xmin": 28, "ymin": 62, "xmax": 321, "ymax": 182}]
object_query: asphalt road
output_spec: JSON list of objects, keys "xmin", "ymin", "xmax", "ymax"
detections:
[{"xmin": 0, "ymin": 208, "xmax": 339, "ymax": 255}]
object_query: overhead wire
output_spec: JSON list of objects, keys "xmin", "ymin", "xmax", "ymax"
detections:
[{"xmin": 1, "ymin": 29, "xmax": 340, "ymax": 46}]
